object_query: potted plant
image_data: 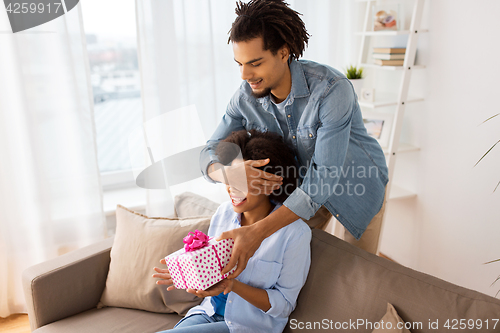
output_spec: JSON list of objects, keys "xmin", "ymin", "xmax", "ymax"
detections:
[
  {"xmin": 476, "ymin": 112, "xmax": 499, "ymax": 296},
  {"xmin": 345, "ymin": 65, "xmax": 364, "ymax": 100},
  {"xmin": 484, "ymin": 258, "xmax": 500, "ymax": 297},
  {"xmin": 475, "ymin": 113, "xmax": 500, "ymax": 192}
]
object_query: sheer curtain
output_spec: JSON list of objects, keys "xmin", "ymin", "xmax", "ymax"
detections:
[
  {"xmin": 135, "ymin": 0, "xmax": 357, "ymax": 215},
  {"xmin": 0, "ymin": 3, "xmax": 105, "ymax": 317},
  {"xmin": 291, "ymin": 0, "xmax": 358, "ymax": 68},
  {"xmin": 135, "ymin": 0, "xmax": 241, "ymax": 216}
]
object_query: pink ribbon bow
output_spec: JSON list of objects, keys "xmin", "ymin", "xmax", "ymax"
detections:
[{"xmin": 183, "ymin": 230, "xmax": 209, "ymax": 252}]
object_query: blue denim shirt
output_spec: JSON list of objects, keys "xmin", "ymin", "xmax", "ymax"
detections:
[
  {"xmin": 200, "ymin": 59, "xmax": 388, "ymax": 239},
  {"xmin": 184, "ymin": 201, "xmax": 311, "ymax": 333}
]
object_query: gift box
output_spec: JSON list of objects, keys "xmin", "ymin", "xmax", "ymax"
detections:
[{"xmin": 165, "ymin": 230, "xmax": 237, "ymax": 290}]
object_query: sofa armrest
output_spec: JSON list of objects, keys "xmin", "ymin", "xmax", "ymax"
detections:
[{"xmin": 22, "ymin": 237, "xmax": 114, "ymax": 331}]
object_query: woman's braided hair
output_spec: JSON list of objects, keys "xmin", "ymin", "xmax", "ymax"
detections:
[{"xmin": 228, "ymin": 0, "xmax": 310, "ymax": 60}]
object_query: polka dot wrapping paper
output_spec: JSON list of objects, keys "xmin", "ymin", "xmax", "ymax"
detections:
[{"xmin": 165, "ymin": 238, "xmax": 237, "ymax": 290}]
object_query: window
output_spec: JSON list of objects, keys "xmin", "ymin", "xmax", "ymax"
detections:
[{"xmin": 81, "ymin": 0, "xmax": 142, "ymax": 188}]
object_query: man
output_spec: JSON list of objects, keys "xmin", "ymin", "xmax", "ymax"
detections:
[{"xmin": 201, "ymin": 0, "xmax": 388, "ymax": 278}]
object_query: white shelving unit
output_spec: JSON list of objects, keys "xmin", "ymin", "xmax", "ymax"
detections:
[
  {"xmin": 359, "ymin": 63, "xmax": 426, "ymax": 71},
  {"xmin": 356, "ymin": 0, "xmax": 425, "ymax": 196},
  {"xmin": 389, "ymin": 184, "xmax": 417, "ymax": 200},
  {"xmin": 355, "ymin": 0, "xmax": 426, "ymax": 252},
  {"xmin": 358, "ymin": 92, "xmax": 423, "ymax": 108},
  {"xmin": 382, "ymin": 143, "xmax": 420, "ymax": 156},
  {"xmin": 355, "ymin": 29, "xmax": 428, "ymax": 36}
]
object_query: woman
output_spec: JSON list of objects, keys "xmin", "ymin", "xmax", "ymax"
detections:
[{"xmin": 153, "ymin": 130, "xmax": 311, "ymax": 333}]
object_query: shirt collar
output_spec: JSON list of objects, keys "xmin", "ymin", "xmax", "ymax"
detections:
[
  {"xmin": 289, "ymin": 59, "xmax": 310, "ymax": 98},
  {"xmin": 232, "ymin": 202, "xmax": 281, "ymax": 226},
  {"xmin": 257, "ymin": 59, "xmax": 310, "ymax": 106}
]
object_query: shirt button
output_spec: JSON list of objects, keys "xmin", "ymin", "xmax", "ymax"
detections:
[
  {"xmin": 228, "ymin": 300, "xmax": 232, "ymax": 303},
  {"xmin": 292, "ymin": 135, "xmax": 296, "ymax": 139},
  {"xmin": 309, "ymin": 133, "xmax": 313, "ymax": 138},
  {"xmin": 287, "ymin": 114, "xmax": 291, "ymax": 118},
  {"xmin": 228, "ymin": 321, "xmax": 232, "ymax": 324}
]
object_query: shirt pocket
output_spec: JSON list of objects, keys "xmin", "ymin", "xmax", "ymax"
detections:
[
  {"xmin": 242, "ymin": 119, "xmax": 268, "ymax": 133},
  {"xmin": 297, "ymin": 122, "xmax": 320, "ymax": 157},
  {"xmin": 249, "ymin": 260, "xmax": 282, "ymax": 289}
]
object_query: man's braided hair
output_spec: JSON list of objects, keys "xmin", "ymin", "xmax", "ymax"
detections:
[{"xmin": 228, "ymin": 0, "xmax": 310, "ymax": 60}]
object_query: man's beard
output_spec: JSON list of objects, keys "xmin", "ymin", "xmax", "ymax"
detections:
[{"xmin": 251, "ymin": 87, "xmax": 272, "ymax": 99}]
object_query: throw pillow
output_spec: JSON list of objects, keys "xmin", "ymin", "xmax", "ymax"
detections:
[
  {"xmin": 372, "ymin": 303, "xmax": 411, "ymax": 333},
  {"xmin": 98, "ymin": 204, "xmax": 211, "ymax": 315},
  {"xmin": 174, "ymin": 191, "xmax": 219, "ymax": 217}
]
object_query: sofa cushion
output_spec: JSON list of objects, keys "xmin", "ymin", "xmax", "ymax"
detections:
[
  {"xmin": 372, "ymin": 303, "xmax": 411, "ymax": 333},
  {"xmin": 174, "ymin": 191, "xmax": 219, "ymax": 217},
  {"xmin": 98, "ymin": 205, "xmax": 211, "ymax": 315},
  {"xmin": 33, "ymin": 307, "xmax": 181, "ymax": 333},
  {"xmin": 285, "ymin": 229, "xmax": 500, "ymax": 333}
]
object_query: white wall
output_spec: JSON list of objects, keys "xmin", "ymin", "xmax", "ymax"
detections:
[{"xmin": 379, "ymin": 0, "xmax": 500, "ymax": 298}]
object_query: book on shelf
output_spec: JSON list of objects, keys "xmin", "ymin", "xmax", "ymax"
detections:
[
  {"xmin": 373, "ymin": 47, "xmax": 406, "ymax": 54},
  {"xmin": 374, "ymin": 59, "xmax": 404, "ymax": 66},
  {"xmin": 372, "ymin": 53, "xmax": 405, "ymax": 60}
]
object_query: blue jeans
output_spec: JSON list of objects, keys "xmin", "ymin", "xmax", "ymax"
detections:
[{"xmin": 156, "ymin": 313, "xmax": 229, "ymax": 333}]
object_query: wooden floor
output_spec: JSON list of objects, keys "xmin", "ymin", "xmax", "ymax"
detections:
[{"xmin": 0, "ymin": 314, "xmax": 30, "ymax": 333}]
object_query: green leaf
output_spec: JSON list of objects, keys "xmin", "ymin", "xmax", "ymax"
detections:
[
  {"xmin": 481, "ymin": 113, "xmax": 500, "ymax": 124},
  {"xmin": 490, "ymin": 274, "xmax": 500, "ymax": 287},
  {"xmin": 484, "ymin": 258, "xmax": 500, "ymax": 265},
  {"xmin": 476, "ymin": 114, "xmax": 500, "ymax": 192},
  {"xmin": 474, "ymin": 140, "xmax": 500, "ymax": 167}
]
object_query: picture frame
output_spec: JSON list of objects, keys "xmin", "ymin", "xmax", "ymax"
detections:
[
  {"xmin": 372, "ymin": 4, "xmax": 403, "ymax": 31},
  {"xmin": 361, "ymin": 110, "xmax": 393, "ymax": 148}
]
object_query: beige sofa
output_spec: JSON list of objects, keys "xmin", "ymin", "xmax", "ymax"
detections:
[{"xmin": 23, "ymin": 226, "xmax": 500, "ymax": 333}]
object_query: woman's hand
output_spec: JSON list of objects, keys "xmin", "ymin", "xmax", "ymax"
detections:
[
  {"xmin": 187, "ymin": 279, "xmax": 234, "ymax": 298},
  {"xmin": 152, "ymin": 258, "xmax": 176, "ymax": 291}
]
